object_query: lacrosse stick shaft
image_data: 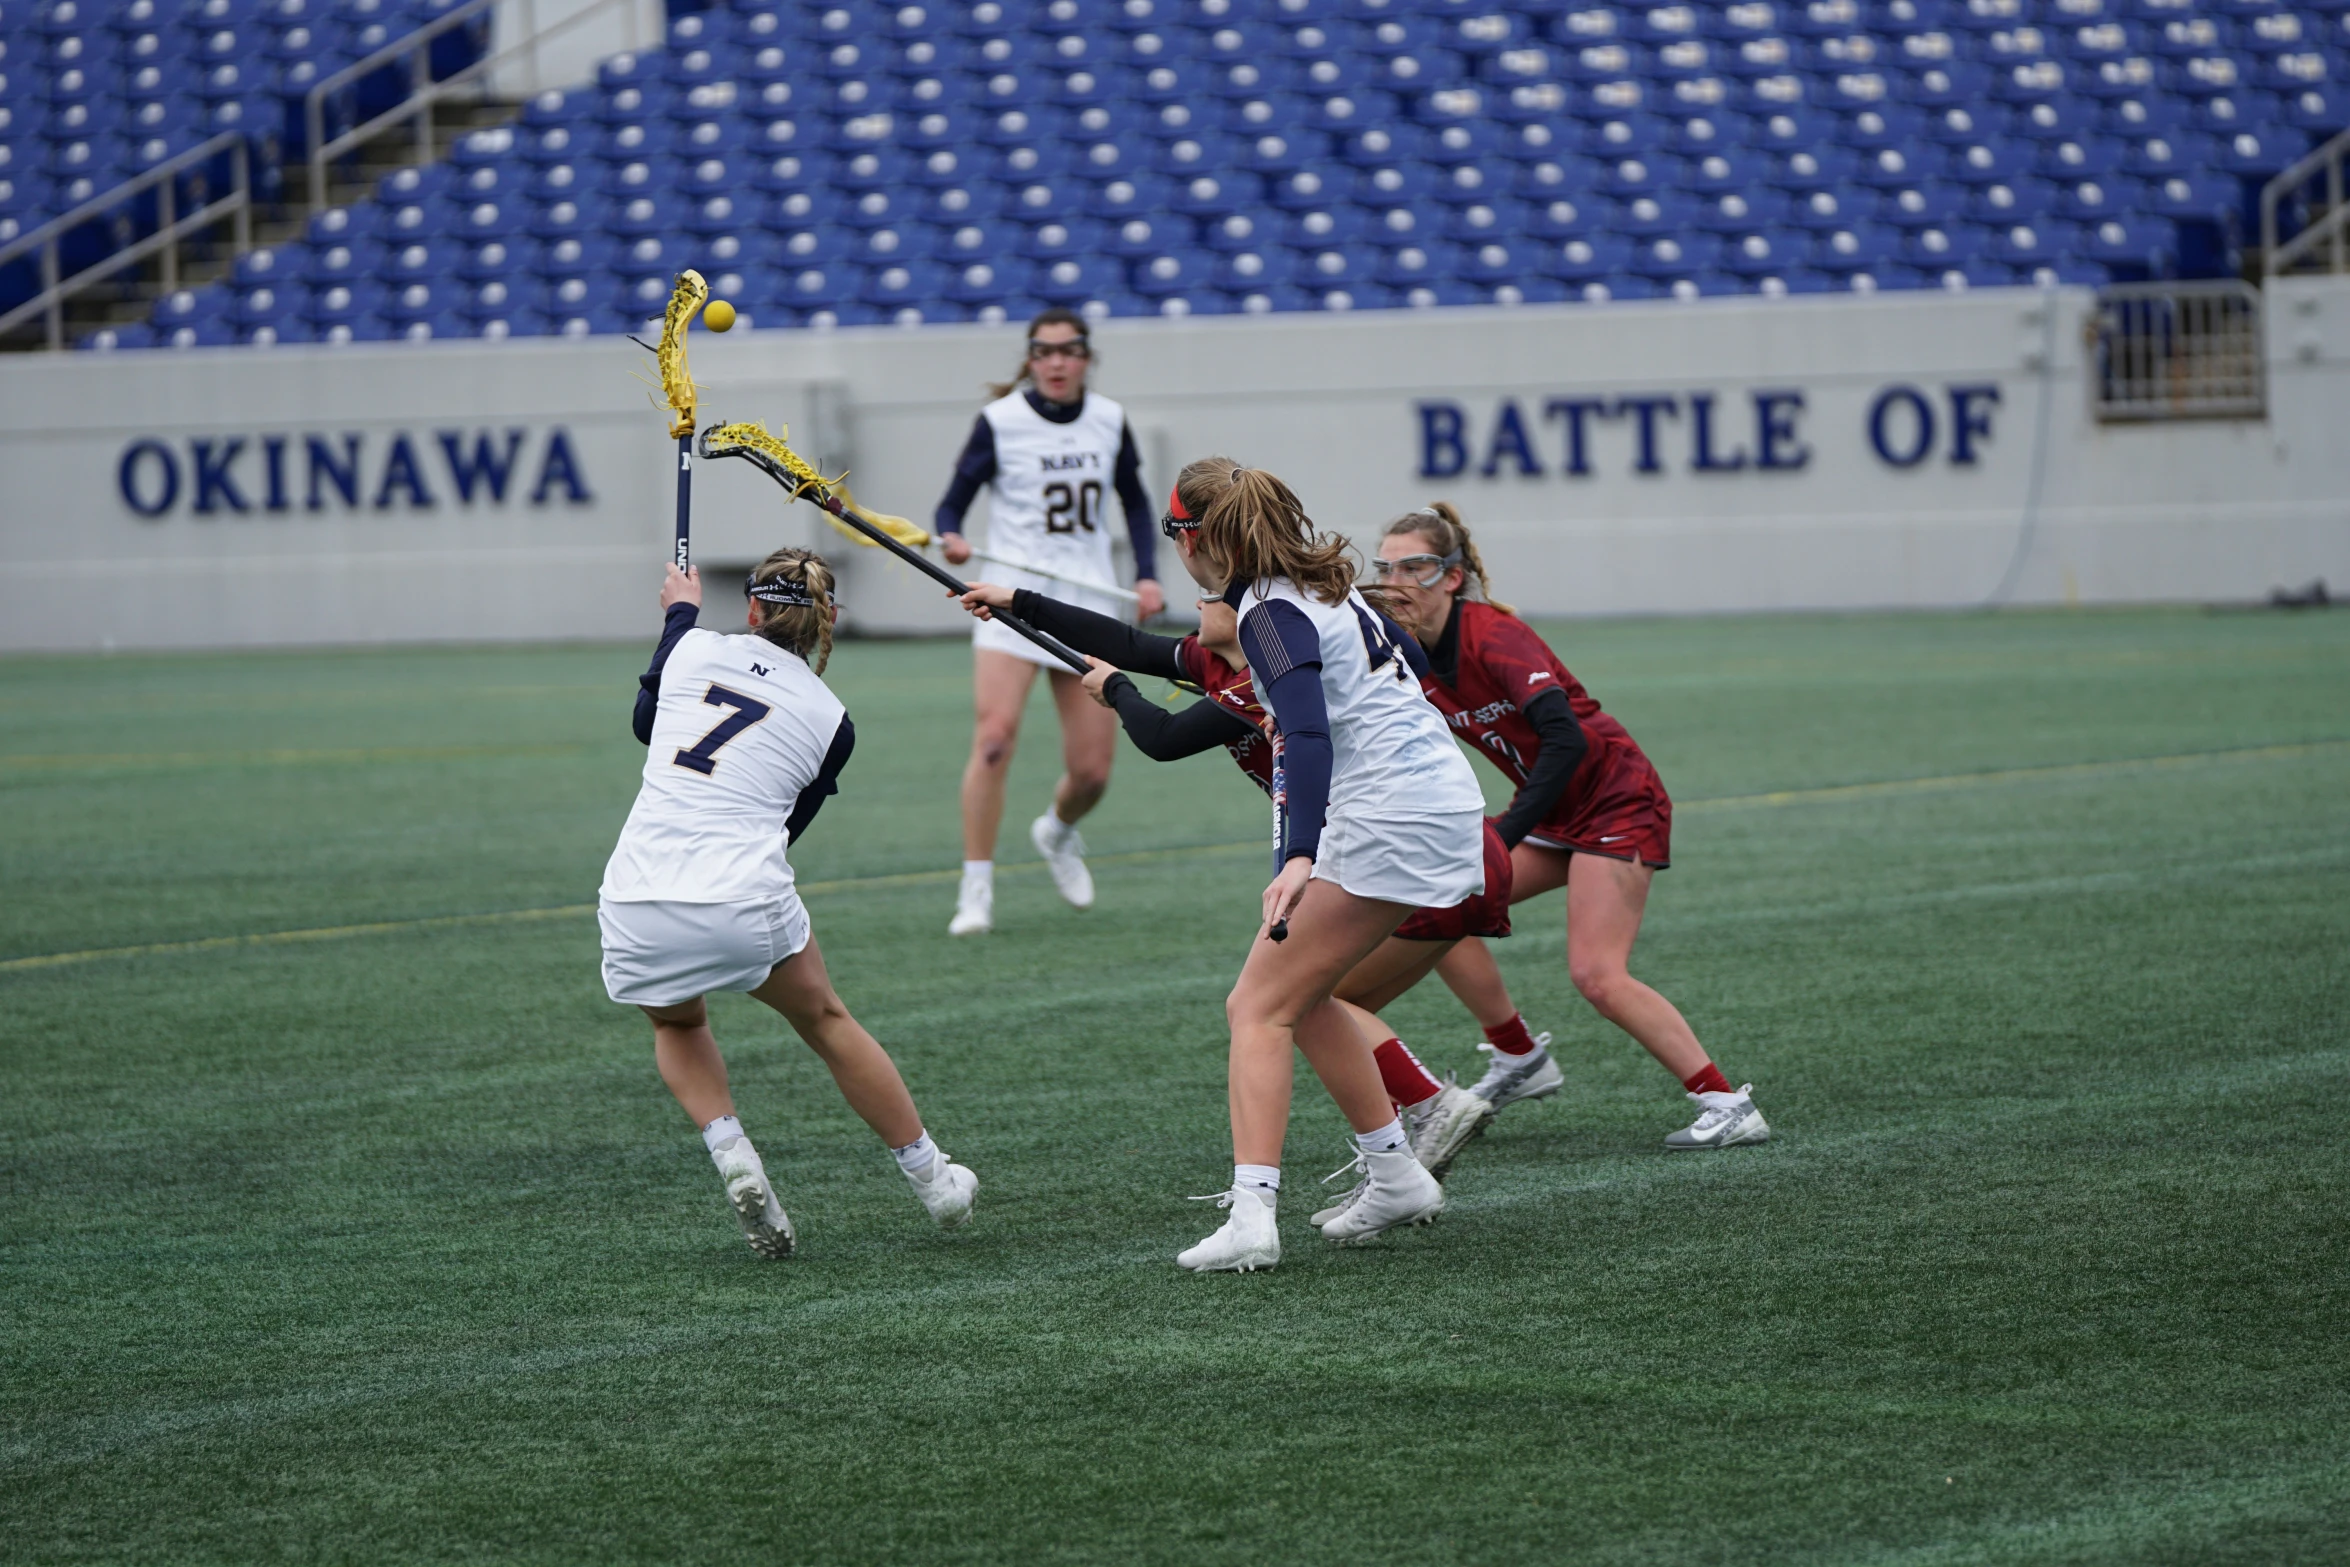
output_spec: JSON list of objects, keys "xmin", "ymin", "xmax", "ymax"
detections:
[
  {"xmin": 968, "ymin": 548, "xmax": 1140, "ymax": 607},
  {"xmin": 811, "ymin": 496, "xmax": 1091, "ymax": 673},
  {"xmin": 672, "ymin": 434, "xmax": 693, "ymax": 570}
]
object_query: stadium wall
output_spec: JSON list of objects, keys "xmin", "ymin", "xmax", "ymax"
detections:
[{"xmin": 3, "ymin": 277, "xmax": 2344, "ymax": 652}]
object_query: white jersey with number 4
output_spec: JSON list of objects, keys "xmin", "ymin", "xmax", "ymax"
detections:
[
  {"xmin": 599, "ymin": 627, "xmax": 845, "ymax": 906},
  {"xmin": 980, "ymin": 388, "xmax": 1127, "ymax": 603}
]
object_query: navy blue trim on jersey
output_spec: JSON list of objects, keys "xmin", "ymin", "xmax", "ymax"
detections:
[
  {"xmin": 1240, "ymin": 599, "xmax": 1331, "ymax": 865},
  {"xmin": 931, "ymin": 392, "xmax": 1158, "ymax": 581},
  {"xmin": 1110, "ymin": 422, "xmax": 1156, "ymax": 580},
  {"xmin": 784, "ymin": 713, "xmax": 856, "ymax": 843},
  {"xmin": 632, "ymin": 599, "xmax": 701, "ymax": 744},
  {"xmin": 933, "ymin": 413, "xmax": 998, "ymax": 540},
  {"xmin": 1383, "ymin": 606, "xmax": 1431, "ymax": 677}
]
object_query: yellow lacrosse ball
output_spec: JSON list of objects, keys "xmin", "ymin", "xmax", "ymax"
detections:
[{"xmin": 704, "ymin": 299, "xmax": 736, "ymax": 332}]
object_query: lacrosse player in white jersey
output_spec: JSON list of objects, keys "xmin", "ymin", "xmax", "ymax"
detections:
[
  {"xmin": 598, "ymin": 549, "xmax": 978, "ymax": 1258},
  {"xmin": 1139, "ymin": 459, "xmax": 1489, "ymax": 1271},
  {"xmin": 932, "ymin": 307, "xmax": 1166, "ymax": 936}
]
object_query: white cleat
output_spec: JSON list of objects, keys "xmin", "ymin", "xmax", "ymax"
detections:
[
  {"xmin": 1404, "ymin": 1080, "xmax": 1496, "ymax": 1180},
  {"xmin": 1319, "ymin": 1149, "xmax": 1445, "ymax": 1245},
  {"xmin": 906, "ymin": 1156, "xmax": 979, "ymax": 1227},
  {"xmin": 1310, "ymin": 1155, "xmax": 1371, "ymax": 1228},
  {"xmin": 947, "ymin": 872, "xmax": 992, "ymax": 936},
  {"xmin": 1177, "ymin": 1187, "xmax": 1281, "ymax": 1272},
  {"xmin": 1467, "ymin": 1033, "xmax": 1563, "ymax": 1110},
  {"xmin": 1664, "ymin": 1084, "xmax": 1771, "ymax": 1150},
  {"xmin": 1030, "ymin": 812, "xmax": 1095, "ymax": 909},
  {"xmin": 716, "ymin": 1147, "xmax": 795, "ymax": 1260}
]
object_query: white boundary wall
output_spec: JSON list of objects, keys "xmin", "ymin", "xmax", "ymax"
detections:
[{"xmin": 1, "ymin": 277, "xmax": 2343, "ymax": 652}]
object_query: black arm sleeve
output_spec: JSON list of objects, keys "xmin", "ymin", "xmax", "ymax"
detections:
[
  {"xmin": 1490, "ymin": 687, "xmax": 1588, "ymax": 849},
  {"xmin": 1008, "ymin": 588, "xmax": 1187, "ymax": 677},
  {"xmin": 784, "ymin": 714, "xmax": 856, "ymax": 843},
  {"xmin": 932, "ymin": 414, "xmax": 996, "ymax": 538},
  {"xmin": 1103, "ymin": 676, "xmax": 1254, "ymax": 762},
  {"xmin": 631, "ymin": 600, "xmax": 700, "ymax": 744},
  {"xmin": 1113, "ymin": 421, "xmax": 1158, "ymax": 581}
]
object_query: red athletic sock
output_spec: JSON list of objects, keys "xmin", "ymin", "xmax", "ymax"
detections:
[
  {"xmin": 1373, "ymin": 1037, "xmax": 1443, "ymax": 1109},
  {"xmin": 1682, "ymin": 1062, "xmax": 1734, "ymax": 1096},
  {"xmin": 1483, "ymin": 1013, "xmax": 1537, "ymax": 1056}
]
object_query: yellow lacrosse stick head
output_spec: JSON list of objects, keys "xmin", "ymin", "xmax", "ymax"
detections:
[
  {"xmin": 658, "ymin": 270, "xmax": 710, "ymax": 438},
  {"xmin": 701, "ymin": 419, "xmax": 832, "ymax": 497},
  {"xmin": 699, "ymin": 420, "xmax": 933, "ymax": 550}
]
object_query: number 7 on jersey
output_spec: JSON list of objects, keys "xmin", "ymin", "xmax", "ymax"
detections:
[{"xmin": 673, "ymin": 684, "xmax": 771, "ymax": 775}]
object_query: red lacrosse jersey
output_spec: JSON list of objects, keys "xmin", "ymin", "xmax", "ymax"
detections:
[
  {"xmin": 1421, "ymin": 601, "xmax": 1655, "ymax": 836},
  {"xmin": 1174, "ymin": 634, "xmax": 1276, "ymax": 794}
]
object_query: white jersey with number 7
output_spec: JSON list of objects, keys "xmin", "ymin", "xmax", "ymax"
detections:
[{"xmin": 600, "ymin": 627, "xmax": 846, "ymax": 906}]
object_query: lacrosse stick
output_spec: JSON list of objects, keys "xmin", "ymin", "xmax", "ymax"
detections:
[
  {"xmin": 695, "ymin": 420, "xmax": 1092, "ymax": 674},
  {"xmin": 967, "ymin": 548, "xmax": 1141, "ymax": 607},
  {"xmin": 649, "ymin": 270, "xmax": 709, "ymax": 570}
]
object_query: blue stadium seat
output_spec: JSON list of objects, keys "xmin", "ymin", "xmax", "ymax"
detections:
[{"xmin": 53, "ymin": 0, "xmax": 2329, "ymax": 346}]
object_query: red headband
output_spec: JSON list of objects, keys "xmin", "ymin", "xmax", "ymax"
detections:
[{"xmin": 1165, "ymin": 485, "xmax": 1194, "ymax": 524}]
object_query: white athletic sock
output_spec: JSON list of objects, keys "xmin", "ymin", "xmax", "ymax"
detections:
[
  {"xmin": 702, "ymin": 1114, "xmax": 747, "ymax": 1162},
  {"xmin": 1234, "ymin": 1163, "xmax": 1280, "ymax": 1208},
  {"xmin": 1353, "ymin": 1118, "xmax": 1409, "ymax": 1157},
  {"xmin": 961, "ymin": 860, "xmax": 993, "ymax": 886},
  {"xmin": 892, "ymin": 1131, "xmax": 940, "ymax": 1180}
]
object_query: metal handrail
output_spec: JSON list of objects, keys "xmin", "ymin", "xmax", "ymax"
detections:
[
  {"xmin": 2261, "ymin": 125, "xmax": 2350, "ymax": 277},
  {"xmin": 0, "ymin": 132, "xmax": 251, "ymax": 349},
  {"xmin": 305, "ymin": 0, "xmax": 644, "ymax": 214},
  {"xmin": 2089, "ymin": 280, "xmax": 2266, "ymax": 423}
]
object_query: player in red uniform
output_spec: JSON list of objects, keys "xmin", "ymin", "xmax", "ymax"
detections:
[
  {"xmin": 1369, "ymin": 504, "xmax": 1770, "ymax": 1151},
  {"xmin": 954, "ymin": 512, "xmax": 1523, "ymax": 1187}
]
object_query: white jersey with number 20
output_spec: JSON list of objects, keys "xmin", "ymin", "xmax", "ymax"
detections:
[
  {"xmin": 980, "ymin": 389, "xmax": 1127, "ymax": 597},
  {"xmin": 599, "ymin": 627, "xmax": 845, "ymax": 906}
]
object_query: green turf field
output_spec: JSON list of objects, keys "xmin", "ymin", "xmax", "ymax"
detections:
[{"xmin": 3, "ymin": 606, "xmax": 2347, "ymax": 1565}]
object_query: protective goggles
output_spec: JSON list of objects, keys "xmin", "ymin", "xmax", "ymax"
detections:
[
  {"xmin": 744, "ymin": 576, "xmax": 828, "ymax": 608},
  {"xmin": 1367, "ymin": 549, "xmax": 1463, "ymax": 588},
  {"xmin": 1026, "ymin": 337, "xmax": 1091, "ymax": 361},
  {"xmin": 1159, "ymin": 484, "xmax": 1198, "ymax": 543}
]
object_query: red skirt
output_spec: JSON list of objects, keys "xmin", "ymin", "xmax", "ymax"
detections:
[
  {"xmin": 1522, "ymin": 744, "xmax": 1673, "ymax": 869},
  {"xmin": 1393, "ymin": 820, "xmax": 1515, "ymax": 941}
]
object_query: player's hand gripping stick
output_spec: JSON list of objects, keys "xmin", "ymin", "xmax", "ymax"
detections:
[{"xmin": 695, "ymin": 421, "xmax": 1093, "ymax": 674}]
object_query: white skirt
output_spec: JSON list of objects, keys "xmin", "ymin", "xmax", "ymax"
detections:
[
  {"xmin": 971, "ymin": 558, "xmax": 1128, "ymax": 671},
  {"xmin": 598, "ymin": 892, "xmax": 812, "ymax": 1008},
  {"xmin": 1311, "ymin": 805, "xmax": 1487, "ymax": 910}
]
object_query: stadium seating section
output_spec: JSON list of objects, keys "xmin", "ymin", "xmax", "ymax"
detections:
[{"xmin": 4, "ymin": 0, "xmax": 2346, "ymax": 346}]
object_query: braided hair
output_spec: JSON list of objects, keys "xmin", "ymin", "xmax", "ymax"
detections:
[{"xmin": 744, "ymin": 546, "xmax": 838, "ymax": 673}]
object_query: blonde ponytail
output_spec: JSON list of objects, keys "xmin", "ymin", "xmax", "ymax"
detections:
[{"xmin": 1177, "ymin": 456, "xmax": 1355, "ymax": 606}]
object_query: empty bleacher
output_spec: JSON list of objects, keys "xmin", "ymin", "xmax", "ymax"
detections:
[{"xmin": 6, "ymin": 0, "xmax": 2346, "ymax": 347}]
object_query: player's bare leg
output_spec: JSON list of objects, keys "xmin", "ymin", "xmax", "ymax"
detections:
[
  {"xmin": 645, "ymin": 997, "xmax": 733, "ymax": 1127},
  {"xmin": 1558, "ymin": 854, "xmax": 1704, "ymax": 1077},
  {"xmin": 1045, "ymin": 667, "xmax": 1116, "ymax": 824},
  {"xmin": 1326, "ymin": 940, "xmax": 1495, "ymax": 1183},
  {"xmin": 1435, "ymin": 931, "xmax": 1564, "ymax": 1112},
  {"xmin": 1224, "ymin": 884, "xmax": 1408, "ymax": 1165},
  {"xmin": 1560, "ymin": 852, "xmax": 1768, "ymax": 1150},
  {"xmin": 643, "ymin": 995, "xmax": 794, "ymax": 1258},
  {"xmin": 1181, "ymin": 882, "xmax": 1439, "ymax": 1270},
  {"xmin": 1433, "ymin": 937, "xmax": 1522, "ymax": 1032},
  {"xmin": 1030, "ymin": 668, "xmax": 1117, "ymax": 909},
  {"xmin": 953, "ymin": 650, "xmax": 1041, "ymax": 934},
  {"xmin": 752, "ymin": 938, "xmax": 978, "ymax": 1224}
]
